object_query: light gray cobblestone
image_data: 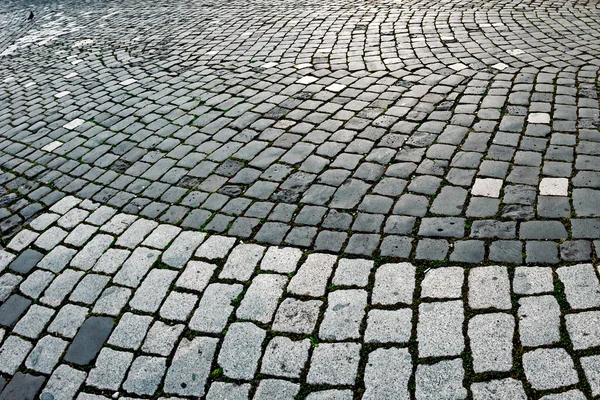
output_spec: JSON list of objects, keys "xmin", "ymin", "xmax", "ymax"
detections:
[
  {"xmin": 108, "ymin": 313, "xmax": 153, "ymax": 350},
  {"xmin": 468, "ymin": 266, "xmax": 511, "ymax": 310},
  {"xmin": 468, "ymin": 313, "xmax": 514, "ymax": 373},
  {"xmin": 518, "ymin": 295, "xmax": 560, "ymax": 347},
  {"xmin": 418, "ymin": 301, "xmax": 464, "ymax": 357},
  {"xmin": 471, "ymin": 378, "xmax": 527, "ymax": 400},
  {"xmin": 116, "ymin": 219, "xmax": 159, "ymax": 249},
  {"xmin": 236, "ymin": 274, "xmax": 287, "ymax": 323},
  {"xmin": 319, "ymin": 289, "xmax": 367, "ymax": 340},
  {"xmin": 41, "ymin": 365, "xmax": 87, "ymax": 400},
  {"xmin": 189, "ymin": 283, "xmax": 243, "ymax": 333},
  {"xmin": 19, "ymin": 270, "xmax": 54, "ymax": 299},
  {"xmin": 86, "ymin": 348, "xmax": 134, "ymax": 390},
  {"xmin": 142, "ymin": 224, "xmax": 181, "ymax": 249},
  {"xmin": 254, "ymin": 379, "xmax": 299, "ymax": 400},
  {"xmin": 162, "ymin": 231, "xmax": 206, "ymax": 268},
  {"xmin": 123, "ymin": 355, "xmax": 166, "ymax": 395},
  {"xmin": 307, "ymin": 342, "xmax": 361, "ymax": 385},
  {"xmin": 421, "ymin": 267, "xmax": 463, "ymax": 299},
  {"xmin": 523, "ymin": 348, "xmax": 579, "ymax": 390},
  {"xmin": 332, "ymin": 258, "xmax": 374, "ymax": 287},
  {"xmin": 164, "ymin": 337, "xmax": 218, "ymax": 397},
  {"xmin": 206, "ymin": 382, "xmax": 250, "ymax": 400},
  {"xmin": 0, "ymin": 335, "xmax": 32, "ymax": 374},
  {"xmin": 260, "ymin": 247, "xmax": 303, "ymax": 273},
  {"xmin": 261, "ymin": 336, "xmax": 310, "ymax": 378},
  {"xmin": 372, "ymin": 263, "xmax": 415, "ymax": 305},
  {"xmin": 113, "ymin": 247, "xmax": 160, "ymax": 288},
  {"xmin": 415, "ymin": 359, "xmax": 467, "ymax": 400},
  {"xmin": 48, "ymin": 304, "xmax": 88, "ymax": 338},
  {"xmin": 218, "ymin": 322, "xmax": 265, "ymax": 380},
  {"xmin": 557, "ymin": 264, "xmax": 600, "ymax": 309},
  {"xmin": 195, "ymin": 235, "xmax": 236, "ymax": 259},
  {"xmin": 363, "ymin": 347, "xmax": 412, "ymax": 400},
  {"xmin": 160, "ymin": 291, "xmax": 198, "ymax": 321},
  {"xmin": 142, "ymin": 321, "xmax": 184, "ymax": 356},
  {"xmin": 287, "ymin": 253, "xmax": 336, "ymax": 297},
  {"xmin": 219, "ymin": 243, "xmax": 265, "ymax": 281},
  {"xmin": 566, "ymin": 311, "xmax": 600, "ymax": 350},
  {"xmin": 129, "ymin": 269, "xmax": 178, "ymax": 312},
  {"xmin": 175, "ymin": 260, "xmax": 216, "ymax": 292},
  {"xmin": 25, "ymin": 335, "xmax": 68, "ymax": 373},
  {"xmin": 513, "ymin": 267, "xmax": 554, "ymax": 295}
]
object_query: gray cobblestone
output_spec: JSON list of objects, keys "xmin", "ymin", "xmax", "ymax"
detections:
[
  {"xmin": 307, "ymin": 342, "xmax": 361, "ymax": 385},
  {"xmin": 468, "ymin": 266, "xmax": 511, "ymax": 310},
  {"xmin": 518, "ymin": 295, "xmax": 560, "ymax": 347},
  {"xmin": 556, "ymin": 264, "xmax": 600, "ymax": 309},
  {"xmin": 261, "ymin": 336, "xmax": 310, "ymax": 378},
  {"xmin": 418, "ymin": 301, "xmax": 464, "ymax": 357},
  {"xmin": 468, "ymin": 313, "xmax": 514, "ymax": 373},
  {"xmin": 218, "ymin": 322, "xmax": 265, "ymax": 380},
  {"xmin": 364, "ymin": 347, "xmax": 412, "ymax": 400},
  {"xmin": 236, "ymin": 274, "xmax": 287, "ymax": 323},
  {"xmin": 523, "ymin": 348, "xmax": 579, "ymax": 390},
  {"xmin": 319, "ymin": 289, "xmax": 367, "ymax": 340},
  {"xmin": 415, "ymin": 359, "xmax": 467, "ymax": 400},
  {"xmin": 164, "ymin": 337, "xmax": 218, "ymax": 397},
  {"xmin": 287, "ymin": 253, "xmax": 336, "ymax": 297},
  {"xmin": 372, "ymin": 263, "xmax": 415, "ymax": 305},
  {"xmin": 189, "ymin": 283, "xmax": 242, "ymax": 333}
]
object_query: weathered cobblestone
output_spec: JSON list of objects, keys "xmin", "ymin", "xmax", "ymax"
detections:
[
  {"xmin": 468, "ymin": 313, "xmax": 514, "ymax": 373},
  {"xmin": 415, "ymin": 359, "xmax": 467, "ymax": 400},
  {"xmin": 418, "ymin": 301, "xmax": 464, "ymax": 357},
  {"xmin": 523, "ymin": 348, "xmax": 579, "ymax": 390},
  {"xmin": 364, "ymin": 348, "xmax": 412, "ymax": 400},
  {"xmin": 1, "ymin": 0, "xmax": 600, "ymax": 391},
  {"xmin": 236, "ymin": 273, "xmax": 287, "ymax": 323},
  {"xmin": 307, "ymin": 342, "xmax": 361, "ymax": 385},
  {"xmin": 218, "ymin": 322, "xmax": 265, "ymax": 380},
  {"xmin": 518, "ymin": 295, "xmax": 560, "ymax": 347}
]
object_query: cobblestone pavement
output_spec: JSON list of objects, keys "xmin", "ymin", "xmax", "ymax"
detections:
[
  {"xmin": 1, "ymin": 197, "xmax": 600, "ymax": 399},
  {"xmin": 1, "ymin": 0, "xmax": 600, "ymax": 397},
  {"xmin": 0, "ymin": 0, "xmax": 599, "ymax": 263}
]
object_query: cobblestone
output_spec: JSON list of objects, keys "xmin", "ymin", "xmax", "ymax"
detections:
[{"xmin": 1, "ymin": 0, "xmax": 600, "ymax": 394}]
